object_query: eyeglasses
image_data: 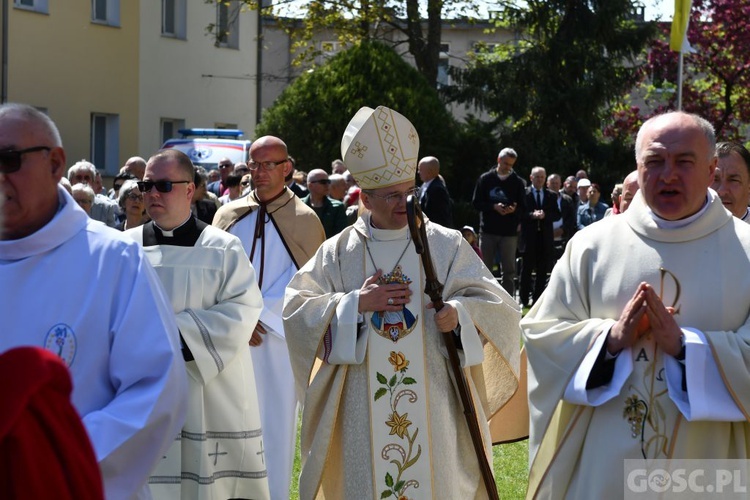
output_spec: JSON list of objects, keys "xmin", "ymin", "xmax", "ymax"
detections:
[
  {"xmin": 126, "ymin": 192, "xmax": 143, "ymax": 201},
  {"xmin": 248, "ymin": 158, "xmax": 288, "ymax": 171},
  {"xmin": 365, "ymin": 187, "xmax": 419, "ymax": 205},
  {"xmin": 241, "ymin": 180, "xmax": 251, "ymax": 186},
  {"xmin": 219, "ymin": 163, "xmax": 233, "ymax": 170},
  {"xmin": 137, "ymin": 180, "xmax": 190, "ymax": 193},
  {"xmin": 0, "ymin": 146, "xmax": 51, "ymax": 174},
  {"xmin": 309, "ymin": 179, "xmax": 331, "ymax": 185}
]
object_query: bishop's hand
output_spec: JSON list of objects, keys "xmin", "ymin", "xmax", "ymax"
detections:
[
  {"xmin": 427, "ymin": 301, "xmax": 458, "ymax": 332},
  {"xmin": 358, "ymin": 269, "xmax": 412, "ymax": 313}
]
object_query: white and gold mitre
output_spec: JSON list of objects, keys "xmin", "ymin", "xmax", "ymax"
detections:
[{"xmin": 341, "ymin": 106, "xmax": 420, "ymax": 190}]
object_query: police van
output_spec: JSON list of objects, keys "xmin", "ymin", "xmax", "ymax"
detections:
[{"xmin": 161, "ymin": 128, "xmax": 252, "ymax": 171}]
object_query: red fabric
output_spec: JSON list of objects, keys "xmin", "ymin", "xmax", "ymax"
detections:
[{"xmin": 0, "ymin": 347, "xmax": 104, "ymax": 500}]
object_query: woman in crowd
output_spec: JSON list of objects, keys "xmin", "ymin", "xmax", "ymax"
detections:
[{"xmin": 116, "ymin": 180, "xmax": 149, "ymax": 231}]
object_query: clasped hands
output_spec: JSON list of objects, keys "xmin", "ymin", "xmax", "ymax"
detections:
[
  {"xmin": 607, "ymin": 282, "xmax": 681, "ymax": 357},
  {"xmin": 359, "ymin": 269, "xmax": 458, "ymax": 332},
  {"xmin": 494, "ymin": 202, "xmax": 516, "ymax": 216}
]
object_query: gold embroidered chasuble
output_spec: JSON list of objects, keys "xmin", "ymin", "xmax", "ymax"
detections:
[
  {"xmin": 283, "ymin": 215, "xmax": 523, "ymax": 499},
  {"xmin": 522, "ymin": 191, "xmax": 750, "ymax": 500}
]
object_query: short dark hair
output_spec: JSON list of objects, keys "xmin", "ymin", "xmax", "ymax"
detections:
[
  {"xmin": 717, "ymin": 142, "xmax": 750, "ymax": 175},
  {"xmin": 148, "ymin": 149, "xmax": 195, "ymax": 180},
  {"xmin": 224, "ymin": 173, "xmax": 243, "ymax": 188}
]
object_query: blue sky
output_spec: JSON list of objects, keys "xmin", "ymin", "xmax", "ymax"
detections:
[
  {"xmin": 273, "ymin": 1, "xmax": 677, "ymax": 22},
  {"xmin": 643, "ymin": 0, "xmax": 674, "ymax": 21}
]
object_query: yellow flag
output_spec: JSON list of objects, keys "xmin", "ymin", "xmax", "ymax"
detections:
[{"xmin": 670, "ymin": 0, "xmax": 692, "ymax": 52}]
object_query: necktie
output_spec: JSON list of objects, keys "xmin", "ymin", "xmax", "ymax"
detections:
[{"xmin": 536, "ymin": 189, "xmax": 542, "ymax": 209}]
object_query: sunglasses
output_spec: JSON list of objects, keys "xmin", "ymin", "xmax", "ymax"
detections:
[
  {"xmin": 0, "ymin": 146, "xmax": 51, "ymax": 174},
  {"xmin": 137, "ymin": 180, "xmax": 190, "ymax": 193},
  {"xmin": 309, "ymin": 179, "xmax": 331, "ymax": 185},
  {"xmin": 241, "ymin": 180, "xmax": 251, "ymax": 186}
]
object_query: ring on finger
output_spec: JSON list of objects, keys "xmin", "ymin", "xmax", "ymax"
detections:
[{"xmin": 387, "ymin": 297, "xmax": 394, "ymax": 306}]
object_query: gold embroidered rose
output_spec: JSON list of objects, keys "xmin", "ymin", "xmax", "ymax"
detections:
[{"xmin": 388, "ymin": 351, "xmax": 409, "ymax": 372}]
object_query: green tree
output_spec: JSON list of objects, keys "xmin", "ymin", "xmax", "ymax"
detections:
[
  {"xmin": 445, "ymin": 0, "xmax": 656, "ymax": 187},
  {"xmin": 255, "ymin": 41, "xmax": 457, "ymax": 172},
  {"xmin": 617, "ymin": 0, "xmax": 750, "ymax": 142}
]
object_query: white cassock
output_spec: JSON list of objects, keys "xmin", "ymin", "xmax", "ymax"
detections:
[
  {"xmin": 127, "ymin": 218, "xmax": 270, "ymax": 500},
  {"xmin": 230, "ymin": 211, "xmax": 298, "ymax": 500},
  {"xmin": 0, "ymin": 187, "xmax": 187, "ymax": 500}
]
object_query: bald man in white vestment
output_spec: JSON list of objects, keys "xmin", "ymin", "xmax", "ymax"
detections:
[{"xmin": 522, "ymin": 112, "xmax": 750, "ymax": 500}]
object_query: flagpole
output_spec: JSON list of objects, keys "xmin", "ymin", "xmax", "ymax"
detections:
[{"xmin": 677, "ymin": 50, "xmax": 684, "ymax": 111}]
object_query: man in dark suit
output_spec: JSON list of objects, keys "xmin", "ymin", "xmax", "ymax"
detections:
[
  {"xmin": 520, "ymin": 166, "xmax": 560, "ymax": 307},
  {"xmin": 547, "ymin": 173, "xmax": 577, "ymax": 263},
  {"xmin": 418, "ymin": 156, "xmax": 453, "ymax": 227}
]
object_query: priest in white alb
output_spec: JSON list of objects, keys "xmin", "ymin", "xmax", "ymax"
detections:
[
  {"xmin": 213, "ymin": 136, "xmax": 325, "ymax": 499},
  {"xmin": 0, "ymin": 103, "xmax": 187, "ymax": 500},
  {"xmin": 522, "ymin": 112, "xmax": 750, "ymax": 500},
  {"xmin": 127, "ymin": 149, "xmax": 270, "ymax": 500},
  {"xmin": 283, "ymin": 106, "xmax": 523, "ymax": 499}
]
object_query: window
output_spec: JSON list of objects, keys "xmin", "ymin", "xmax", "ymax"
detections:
[
  {"xmin": 92, "ymin": 0, "xmax": 120, "ymax": 27},
  {"xmin": 162, "ymin": 0, "xmax": 187, "ymax": 39},
  {"xmin": 437, "ymin": 43, "xmax": 451, "ymax": 88},
  {"xmin": 160, "ymin": 118, "xmax": 185, "ymax": 145},
  {"xmin": 320, "ymin": 41, "xmax": 343, "ymax": 58},
  {"xmin": 216, "ymin": 1, "xmax": 240, "ymax": 49},
  {"xmin": 90, "ymin": 113, "xmax": 120, "ymax": 175},
  {"xmin": 14, "ymin": 0, "xmax": 48, "ymax": 13}
]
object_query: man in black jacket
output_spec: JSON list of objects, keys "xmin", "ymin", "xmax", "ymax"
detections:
[
  {"xmin": 519, "ymin": 167, "xmax": 560, "ymax": 307},
  {"xmin": 471, "ymin": 147, "xmax": 526, "ymax": 296},
  {"xmin": 418, "ymin": 156, "xmax": 453, "ymax": 228},
  {"xmin": 547, "ymin": 173, "xmax": 577, "ymax": 263}
]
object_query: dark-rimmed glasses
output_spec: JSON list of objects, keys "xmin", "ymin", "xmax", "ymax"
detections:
[
  {"xmin": 365, "ymin": 187, "xmax": 419, "ymax": 205},
  {"xmin": 248, "ymin": 158, "xmax": 288, "ymax": 171},
  {"xmin": 137, "ymin": 180, "xmax": 190, "ymax": 193},
  {"xmin": 241, "ymin": 180, "xmax": 251, "ymax": 187},
  {"xmin": 309, "ymin": 179, "xmax": 331, "ymax": 185},
  {"xmin": 0, "ymin": 146, "xmax": 51, "ymax": 174}
]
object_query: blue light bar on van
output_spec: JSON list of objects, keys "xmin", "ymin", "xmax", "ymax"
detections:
[{"xmin": 178, "ymin": 128, "xmax": 244, "ymax": 139}]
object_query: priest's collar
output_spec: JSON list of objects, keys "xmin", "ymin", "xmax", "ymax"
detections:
[
  {"xmin": 646, "ymin": 192, "xmax": 710, "ymax": 229},
  {"xmin": 365, "ymin": 212, "xmax": 410, "ymax": 242},
  {"xmin": 154, "ymin": 215, "xmax": 192, "ymax": 237},
  {"xmin": 143, "ymin": 216, "xmax": 208, "ymax": 247}
]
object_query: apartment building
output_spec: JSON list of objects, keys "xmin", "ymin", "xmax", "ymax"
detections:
[
  {"xmin": 258, "ymin": 16, "xmax": 517, "ymax": 123},
  {"xmin": 1, "ymin": 0, "xmax": 258, "ymax": 176}
]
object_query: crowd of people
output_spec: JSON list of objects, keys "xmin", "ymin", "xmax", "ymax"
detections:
[{"xmin": 2, "ymin": 100, "xmax": 750, "ymax": 500}]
